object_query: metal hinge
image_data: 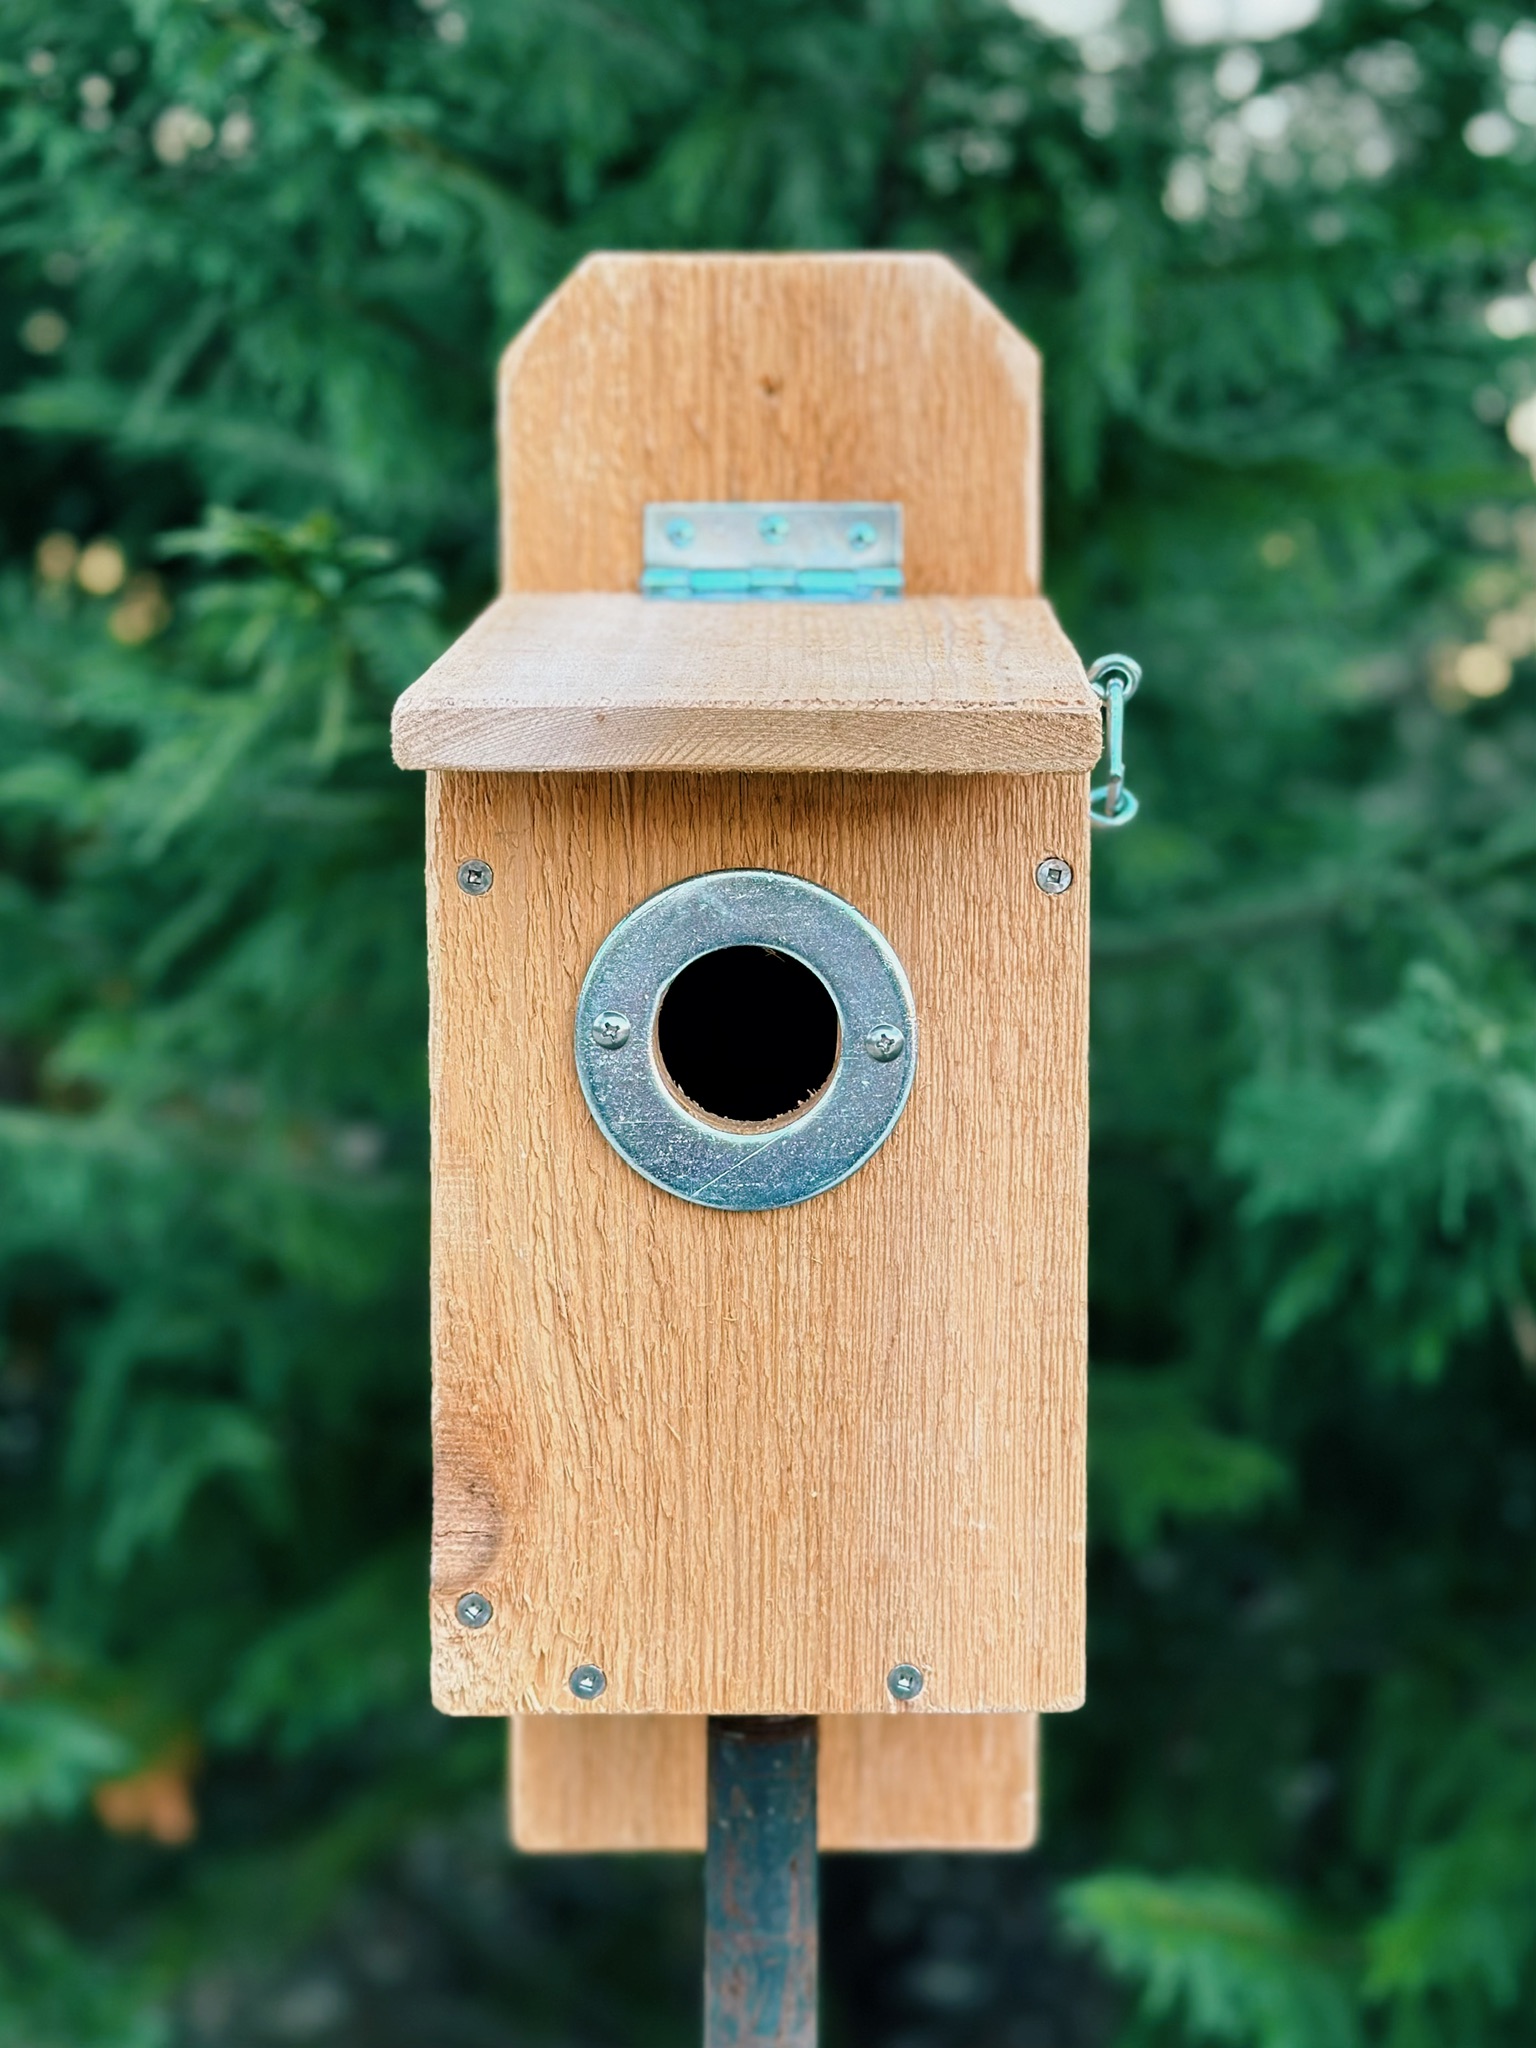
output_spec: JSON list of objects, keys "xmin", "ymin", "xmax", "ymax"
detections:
[{"xmin": 641, "ymin": 502, "xmax": 903, "ymax": 600}]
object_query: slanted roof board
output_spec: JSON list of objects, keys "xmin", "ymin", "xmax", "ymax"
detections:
[{"xmin": 391, "ymin": 592, "xmax": 1098, "ymax": 773}]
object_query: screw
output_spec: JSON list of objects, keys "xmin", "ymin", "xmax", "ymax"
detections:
[
  {"xmin": 665, "ymin": 517, "xmax": 695, "ymax": 549},
  {"xmin": 847, "ymin": 521, "xmax": 877, "ymax": 552},
  {"xmin": 758, "ymin": 513, "xmax": 789, "ymax": 545},
  {"xmin": 887, "ymin": 1663, "xmax": 924, "ymax": 1700},
  {"xmin": 864, "ymin": 1024, "xmax": 906, "ymax": 1063},
  {"xmin": 457, "ymin": 859, "xmax": 493, "ymax": 896},
  {"xmin": 1034, "ymin": 855, "xmax": 1074, "ymax": 895},
  {"xmin": 569, "ymin": 1664, "xmax": 607, "ymax": 1700},
  {"xmin": 590, "ymin": 1011, "xmax": 632, "ymax": 1049},
  {"xmin": 455, "ymin": 1591, "xmax": 493, "ymax": 1628}
]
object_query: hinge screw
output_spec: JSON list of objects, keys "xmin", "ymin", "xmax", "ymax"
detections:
[
  {"xmin": 887, "ymin": 1663, "xmax": 924, "ymax": 1700},
  {"xmin": 847, "ymin": 521, "xmax": 877, "ymax": 551},
  {"xmin": 665, "ymin": 517, "xmax": 695, "ymax": 549},
  {"xmin": 455, "ymin": 1591, "xmax": 493, "ymax": 1628},
  {"xmin": 590, "ymin": 1011, "xmax": 633, "ymax": 1049},
  {"xmin": 457, "ymin": 859, "xmax": 493, "ymax": 896},
  {"xmin": 1035, "ymin": 856, "xmax": 1074, "ymax": 895},
  {"xmin": 758, "ymin": 513, "xmax": 789, "ymax": 545},
  {"xmin": 569, "ymin": 1664, "xmax": 607, "ymax": 1700},
  {"xmin": 863, "ymin": 1024, "xmax": 906, "ymax": 1063}
]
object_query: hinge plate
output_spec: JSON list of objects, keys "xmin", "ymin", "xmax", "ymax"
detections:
[{"xmin": 641, "ymin": 502, "xmax": 903, "ymax": 600}]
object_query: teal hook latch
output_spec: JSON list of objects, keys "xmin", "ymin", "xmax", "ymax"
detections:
[{"xmin": 1088, "ymin": 654, "xmax": 1142, "ymax": 828}]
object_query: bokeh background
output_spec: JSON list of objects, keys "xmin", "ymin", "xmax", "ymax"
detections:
[{"xmin": 4, "ymin": 0, "xmax": 1536, "ymax": 2041}]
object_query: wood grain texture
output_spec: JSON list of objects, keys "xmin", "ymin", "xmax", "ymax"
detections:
[
  {"xmin": 498, "ymin": 253, "xmax": 1041, "ymax": 598},
  {"xmin": 422, "ymin": 252, "xmax": 1085, "ymax": 1839},
  {"xmin": 427, "ymin": 768, "xmax": 1088, "ymax": 1717},
  {"xmin": 820, "ymin": 1712, "xmax": 1038, "ymax": 1851},
  {"xmin": 511, "ymin": 1714, "xmax": 1038, "ymax": 1853},
  {"xmin": 391, "ymin": 594, "xmax": 1097, "ymax": 773},
  {"xmin": 512, "ymin": 1715, "xmax": 703, "ymax": 1852}
]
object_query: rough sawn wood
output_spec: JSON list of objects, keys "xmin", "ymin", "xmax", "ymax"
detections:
[
  {"xmin": 427, "ymin": 768, "xmax": 1088, "ymax": 1718},
  {"xmin": 391, "ymin": 593, "xmax": 1097, "ymax": 773},
  {"xmin": 497, "ymin": 252, "xmax": 1041, "ymax": 598},
  {"xmin": 511, "ymin": 1714, "xmax": 1038, "ymax": 1853},
  {"xmin": 406, "ymin": 250, "xmax": 1087, "ymax": 1846}
]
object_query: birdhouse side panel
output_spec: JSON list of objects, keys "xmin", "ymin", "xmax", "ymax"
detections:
[{"xmin": 425, "ymin": 768, "xmax": 1087, "ymax": 1717}]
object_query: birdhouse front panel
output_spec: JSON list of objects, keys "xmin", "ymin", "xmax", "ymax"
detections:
[{"xmin": 425, "ymin": 764, "xmax": 1088, "ymax": 1717}]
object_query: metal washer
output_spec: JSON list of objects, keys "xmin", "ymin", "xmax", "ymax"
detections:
[{"xmin": 575, "ymin": 869, "xmax": 916, "ymax": 1211}]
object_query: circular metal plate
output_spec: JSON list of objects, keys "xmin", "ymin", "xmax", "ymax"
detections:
[{"xmin": 575, "ymin": 870, "xmax": 916, "ymax": 1211}]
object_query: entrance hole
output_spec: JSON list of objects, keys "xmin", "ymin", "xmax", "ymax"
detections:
[{"xmin": 655, "ymin": 946, "xmax": 840, "ymax": 1128}]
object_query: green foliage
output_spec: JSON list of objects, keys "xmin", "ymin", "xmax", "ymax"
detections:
[
  {"xmin": 1224, "ymin": 964, "xmax": 1536, "ymax": 1379},
  {"xmin": 0, "ymin": 1903, "xmax": 170, "ymax": 2048},
  {"xmin": 3, "ymin": 0, "xmax": 1536, "ymax": 2043},
  {"xmin": 1362, "ymin": 1656, "xmax": 1536, "ymax": 2014},
  {"xmin": 1062, "ymin": 1874, "xmax": 1358, "ymax": 2048},
  {"xmin": 1090, "ymin": 1372, "xmax": 1289, "ymax": 1551}
]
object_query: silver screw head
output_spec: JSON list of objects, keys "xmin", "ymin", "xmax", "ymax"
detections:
[
  {"xmin": 665, "ymin": 517, "xmax": 695, "ymax": 549},
  {"xmin": 1034, "ymin": 855, "xmax": 1074, "ymax": 895},
  {"xmin": 455, "ymin": 1590, "xmax": 493, "ymax": 1628},
  {"xmin": 758, "ymin": 513, "xmax": 789, "ymax": 545},
  {"xmin": 887, "ymin": 1663, "xmax": 924, "ymax": 1700},
  {"xmin": 457, "ymin": 859, "xmax": 493, "ymax": 896},
  {"xmin": 569, "ymin": 1663, "xmax": 607, "ymax": 1700},
  {"xmin": 847, "ymin": 521, "xmax": 877, "ymax": 552},
  {"xmin": 864, "ymin": 1024, "xmax": 906, "ymax": 1063},
  {"xmin": 590, "ymin": 1011, "xmax": 632, "ymax": 1050}
]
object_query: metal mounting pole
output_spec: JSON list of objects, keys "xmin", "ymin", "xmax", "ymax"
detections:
[{"xmin": 704, "ymin": 1717, "xmax": 818, "ymax": 2047}]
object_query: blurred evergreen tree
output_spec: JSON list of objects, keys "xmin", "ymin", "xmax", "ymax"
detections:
[{"xmin": 2, "ymin": 1, "xmax": 1535, "ymax": 2042}]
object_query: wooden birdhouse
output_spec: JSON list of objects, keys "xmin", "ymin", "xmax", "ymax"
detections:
[{"xmin": 392, "ymin": 253, "xmax": 1103, "ymax": 1855}]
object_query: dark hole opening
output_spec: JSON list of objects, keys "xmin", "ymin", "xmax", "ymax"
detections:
[{"xmin": 655, "ymin": 946, "xmax": 840, "ymax": 1128}]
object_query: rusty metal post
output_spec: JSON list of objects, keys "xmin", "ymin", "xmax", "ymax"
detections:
[{"xmin": 705, "ymin": 1717, "xmax": 818, "ymax": 2047}]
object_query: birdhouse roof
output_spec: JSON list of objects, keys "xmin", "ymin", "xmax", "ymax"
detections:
[{"xmin": 390, "ymin": 592, "xmax": 1099, "ymax": 774}]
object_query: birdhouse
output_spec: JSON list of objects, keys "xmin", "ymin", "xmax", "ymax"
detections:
[{"xmin": 392, "ymin": 253, "xmax": 1102, "ymax": 1854}]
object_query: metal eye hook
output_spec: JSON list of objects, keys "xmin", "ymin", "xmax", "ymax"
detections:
[{"xmin": 1087, "ymin": 653, "xmax": 1142, "ymax": 829}]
